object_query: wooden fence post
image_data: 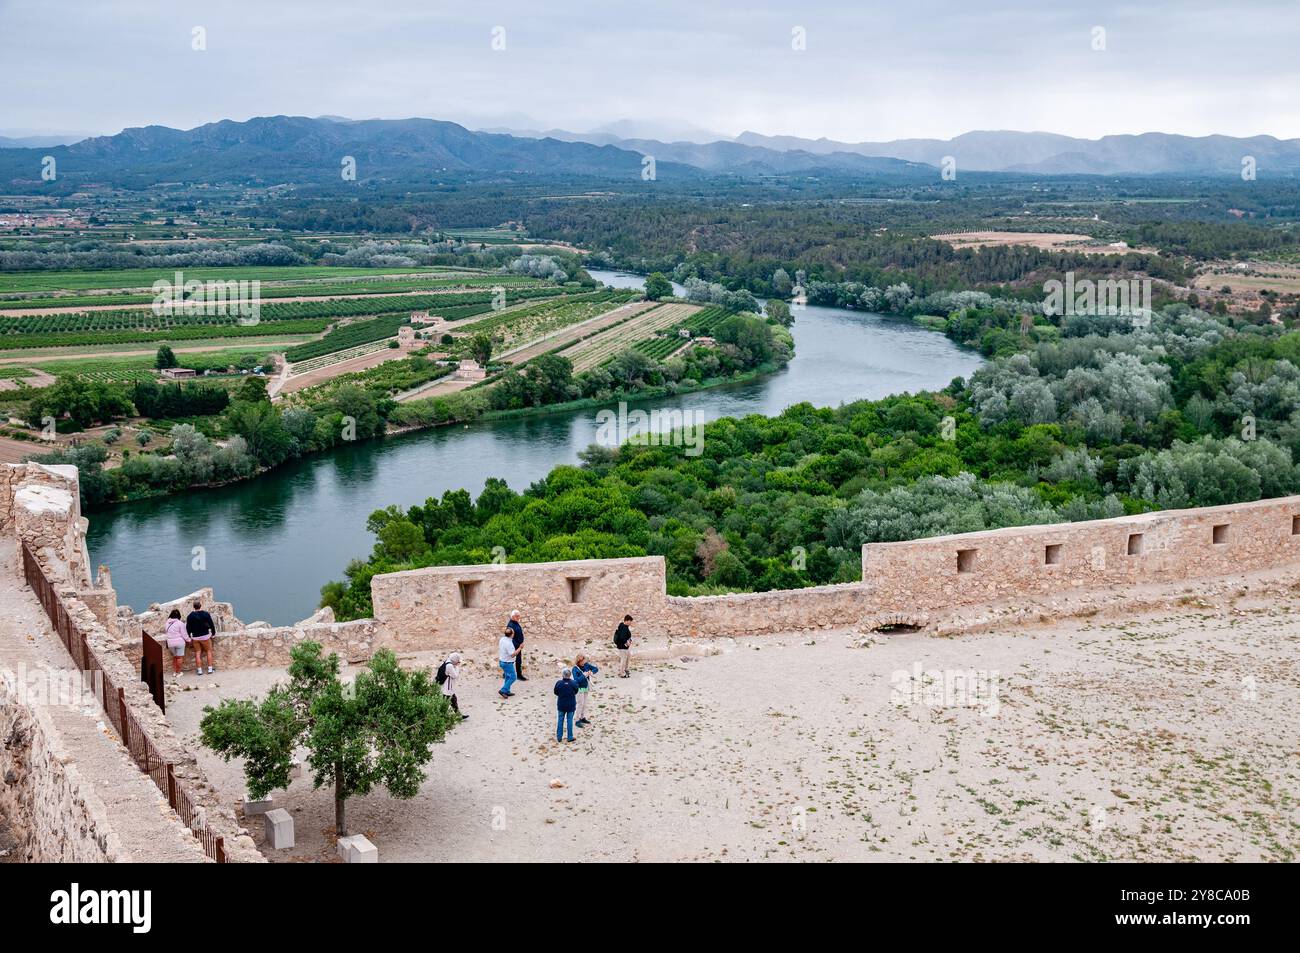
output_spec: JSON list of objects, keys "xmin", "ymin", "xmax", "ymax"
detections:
[{"xmin": 118, "ymin": 687, "xmax": 129, "ymax": 751}]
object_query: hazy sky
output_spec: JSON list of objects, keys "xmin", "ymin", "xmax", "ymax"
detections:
[{"xmin": 3, "ymin": 0, "xmax": 1297, "ymax": 142}]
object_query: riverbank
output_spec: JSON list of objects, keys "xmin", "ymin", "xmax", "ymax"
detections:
[
  {"xmin": 81, "ymin": 359, "xmax": 791, "ymax": 508},
  {"xmin": 84, "ymin": 303, "xmax": 985, "ymax": 623}
]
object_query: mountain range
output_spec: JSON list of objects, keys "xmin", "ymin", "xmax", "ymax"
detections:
[
  {"xmin": 505, "ymin": 125, "xmax": 1300, "ymax": 176},
  {"xmin": 2, "ymin": 116, "xmax": 1297, "ymax": 192}
]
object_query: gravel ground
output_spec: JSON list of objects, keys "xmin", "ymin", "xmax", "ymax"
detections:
[{"xmin": 164, "ymin": 588, "xmax": 1300, "ymax": 863}]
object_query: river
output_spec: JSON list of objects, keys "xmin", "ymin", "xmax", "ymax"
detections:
[{"xmin": 85, "ymin": 270, "xmax": 984, "ymax": 624}]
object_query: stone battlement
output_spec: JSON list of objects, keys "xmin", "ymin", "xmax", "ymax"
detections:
[{"xmin": 370, "ymin": 495, "xmax": 1300, "ymax": 645}]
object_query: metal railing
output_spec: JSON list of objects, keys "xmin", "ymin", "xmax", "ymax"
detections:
[{"xmin": 21, "ymin": 541, "xmax": 226, "ymax": 862}]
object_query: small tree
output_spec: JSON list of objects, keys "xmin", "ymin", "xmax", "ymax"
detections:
[
  {"xmin": 470, "ymin": 332, "xmax": 493, "ymax": 366},
  {"xmin": 155, "ymin": 344, "xmax": 178, "ymax": 369},
  {"xmin": 200, "ymin": 643, "xmax": 457, "ymax": 836},
  {"xmin": 644, "ymin": 272, "xmax": 673, "ymax": 301}
]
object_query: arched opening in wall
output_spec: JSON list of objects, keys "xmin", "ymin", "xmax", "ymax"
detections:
[{"xmin": 873, "ymin": 623, "xmax": 923, "ymax": 634}]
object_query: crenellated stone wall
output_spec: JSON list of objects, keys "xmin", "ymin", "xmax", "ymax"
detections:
[
  {"xmin": 368, "ymin": 495, "xmax": 1300, "ymax": 648},
  {"xmin": 862, "ymin": 495, "xmax": 1300, "ymax": 612}
]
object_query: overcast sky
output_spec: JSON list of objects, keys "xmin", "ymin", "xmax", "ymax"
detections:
[{"xmin": 3, "ymin": 0, "xmax": 1297, "ymax": 142}]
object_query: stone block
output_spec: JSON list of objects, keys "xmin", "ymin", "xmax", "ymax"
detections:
[
  {"xmin": 337, "ymin": 833, "xmax": 378, "ymax": 863},
  {"xmin": 243, "ymin": 794, "xmax": 272, "ymax": 815},
  {"xmin": 264, "ymin": 808, "xmax": 294, "ymax": 849}
]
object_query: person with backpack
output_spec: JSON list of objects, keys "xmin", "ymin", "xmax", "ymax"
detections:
[
  {"xmin": 572, "ymin": 654, "xmax": 599, "ymax": 727},
  {"xmin": 437, "ymin": 652, "xmax": 466, "ymax": 719},
  {"xmin": 613, "ymin": 615, "xmax": 634, "ymax": 678},
  {"xmin": 164, "ymin": 608, "xmax": 188, "ymax": 681},
  {"xmin": 507, "ymin": 610, "xmax": 526, "ymax": 681},
  {"xmin": 185, "ymin": 599, "xmax": 216, "ymax": 676},
  {"xmin": 554, "ymin": 667, "xmax": 578, "ymax": 743}
]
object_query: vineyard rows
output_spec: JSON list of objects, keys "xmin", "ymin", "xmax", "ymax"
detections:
[
  {"xmin": 459, "ymin": 290, "xmax": 638, "ymax": 350},
  {"xmin": 0, "ymin": 287, "xmax": 567, "ymax": 337},
  {"xmin": 287, "ymin": 340, "xmax": 390, "ymax": 375},
  {"xmin": 563, "ymin": 303, "xmax": 703, "ymax": 372},
  {"xmin": 632, "ymin": 306, "xmax": 730, "ymax": 359}
]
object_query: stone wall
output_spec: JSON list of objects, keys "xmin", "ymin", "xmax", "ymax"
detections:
[
  {"xmin": 863, "ymin": 496, "xmax": 1300, "ymax": 612},
  {"xmin": 2, "ymin": 461, "xmax": 92, "ymax": 589},
  {"xmin": 0, "ymin": 676, "xmax": 134, "ymax": 862},
  {"xmin": 370, "ymin": 495, "xmax": 1300, "ymax": 648},
  {"xmin": 371, "ymin": 557, "xmax": 674, "ymax": 649},
  {"xmin": 1, "ymin": 462, "xmax": 265, "ymax": 863}
]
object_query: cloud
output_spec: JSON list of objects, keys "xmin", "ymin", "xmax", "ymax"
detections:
[{"xmin": 1, "ymin": 0, "xmax": 1296, "ymax": 140}]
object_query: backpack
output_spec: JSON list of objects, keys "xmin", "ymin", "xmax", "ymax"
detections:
[{"xmin": 435, "ymin": 660, "xmax": 449, "ymax": 685}]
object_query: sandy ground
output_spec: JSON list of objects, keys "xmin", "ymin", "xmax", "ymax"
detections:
[
  {"xmin": 393, "ymin": 376, "xmax": 477, "ymax": 403},
  {"xmin": 1194, "ymin": 261, "xmax": 1300, "ymax": 296},
  {"xmin": 0, "ymin": 369, "xmax": 55, "ymax": 391},
  {"xmin": 0, "ymin": 339, "xmax": 310, "ymax": 366},
  {"xmin": 165, "ymin": 592, "xmax": 1299, "ymax": 863}
]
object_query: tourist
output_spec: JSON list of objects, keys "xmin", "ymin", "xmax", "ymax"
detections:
[
  {"xmin": 507, "ymin": 610, "xmax": 526, "ymax": 681},
  {"xmin": 614, "ymin": 614, "xmax": 634, "ymax": 677},
  {"xmin": 572, "ymin": 653, "xmax": 599, "ymax": 727},
  {"xmin": 498, "ymin": 627, "xmax": 519, "ymax": 698},
  {"xmin": 554, "ymin": 667, "xmax": 578, "ymax": 743},
  {"xmin": 164, "ymin": 609, "xmax": 188, "ymax": 680},
  {"xmin": 185, "ymin": 599, "xmax": 216, "ymax": 675},
  {"xmin": 440, "ymin": 651, "xmax": 466, "ymax": 719}
]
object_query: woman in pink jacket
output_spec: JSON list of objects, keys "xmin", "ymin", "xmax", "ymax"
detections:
[{"xmin": 164, "ymin": 609, "xmax": 188, "ymax": 681}]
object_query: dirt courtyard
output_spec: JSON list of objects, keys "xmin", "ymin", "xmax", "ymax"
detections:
[{"xmin": 165, "ymin": 594, "xmax": 1299, "ymax": 863}]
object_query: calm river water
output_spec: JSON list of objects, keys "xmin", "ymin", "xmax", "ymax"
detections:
[{"xmin": 86, "ymin": 271, "xmax": 983, "ymax": 623}]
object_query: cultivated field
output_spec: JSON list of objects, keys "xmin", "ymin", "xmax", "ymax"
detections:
[
  {"xmin": 930, "ymin": 231, "xmax": 1155, "ymax": 254},
  {"xmin": 562, "ymin": 302, "xmax": 703, "ymax": 372},
  {"xmin": 1194, "ymin": 260, "xmax": 1300, "ymax": 296}
]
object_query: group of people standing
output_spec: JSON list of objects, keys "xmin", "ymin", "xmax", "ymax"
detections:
[
  {"xmin": 163, "ymin": 599, "xmax": 217, "ymax": 679},
  {"xmin": 439, "ymin": 611, "xmax": 637, "ymax": 742}
]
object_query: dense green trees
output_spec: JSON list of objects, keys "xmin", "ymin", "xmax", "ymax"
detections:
[
  {"xmin": 131, "ymin": 379, "xmax": 229, "ymax": 418},
  {"xmin": 27, "ymin": 376, "xmax": 132, "ymax": 430},
  {"xmin": 323, "ymin": 304, "xmax": 1300, "ymax": 618}
]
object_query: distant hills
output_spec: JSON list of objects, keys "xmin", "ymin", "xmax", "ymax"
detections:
[
  {"xmin": 736, "ymin": 129, "xmax": 1300, "ymax": 175},
  {"xmin": 0, "ymin": 116, "xmax": 697, "ymax": 188},
  {"xmin": 2, "ymin": 116, "xmax": 1296, "ymax": 192},
  {"xmin": 0, "ymin": 133, "xmax": 87, "ymax": 149},
  {"xmin": 0, "ymin": 115, "xmax": 931, "ymax": 190},
  {"xmin": 508, "ymin": 125, "xmax": 1300, "ymax": 176}
]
